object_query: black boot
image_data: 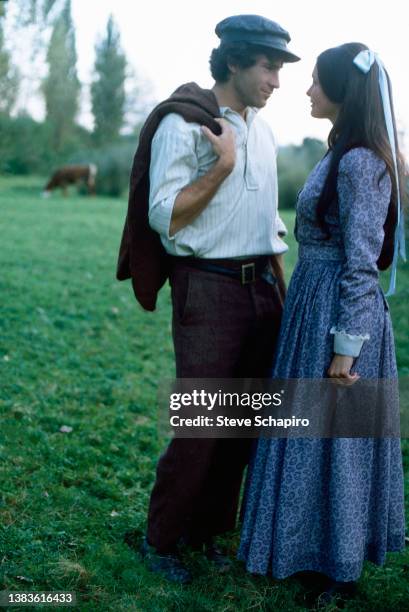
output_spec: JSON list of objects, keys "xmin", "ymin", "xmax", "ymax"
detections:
[
  {"xmin": 204, "ymin": 538, "xmax": 232, "ymax": 573},
  {"xmin": 317, "ymin": 580, "xmax": 357, "ymax": 608},
  {"xmin": 180, "ymin": 534, "xmax": 232, "ymax": 573},
  {"xmin": 140, "ymin": 537, "xmax": 192, "ymax": 585}
]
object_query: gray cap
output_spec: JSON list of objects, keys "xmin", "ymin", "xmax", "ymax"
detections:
[{"xmin": 215, "ymin": 14, "xmax": 300, "ymax": 63}]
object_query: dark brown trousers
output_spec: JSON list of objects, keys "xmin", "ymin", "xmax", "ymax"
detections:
[{"xmin": 147, "ymin": 257, "xmax": 285, "ymax": 552}]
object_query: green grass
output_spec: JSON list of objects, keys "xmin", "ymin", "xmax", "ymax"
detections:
[{"xmin": 1, "ymin": 175, "xmax": 409, "ymax": 611}]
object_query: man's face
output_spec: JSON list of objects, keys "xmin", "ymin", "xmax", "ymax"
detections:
[{"xmin": 230, "ymin": 54, "xmax": 283, "ymax": 109}]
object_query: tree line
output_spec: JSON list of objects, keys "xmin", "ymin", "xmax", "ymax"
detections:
[
  {"xmin": 0, "ymin": 0, "xmax": 327, "ymax": 205},
  {"xmin": 0, "ymin": 0, "xmax": 144, "ymax": 194}
]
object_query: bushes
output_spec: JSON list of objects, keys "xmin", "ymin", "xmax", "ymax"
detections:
[
  {"xmin": 0, "ymin": 113, "xmax": 140, "ymax": 197},
  {"xmin": 0, "ymin": 113, "xmax": 93, "ymax": 176},
  {"xmin": 68, "ymin": 139, "xmax": 136, "ymax": 197},
  {"xmin": 277, "ymin": 138, "xmax": 327, "ymax": 209},
  {"xmin": 0, "ymin": 114, "xmax": 52, "ymax": 174}
]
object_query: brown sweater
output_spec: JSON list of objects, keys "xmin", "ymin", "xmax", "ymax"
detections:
[{"xmin": 116, "ymin": 82, "xmax": 221, "ymax": 311}]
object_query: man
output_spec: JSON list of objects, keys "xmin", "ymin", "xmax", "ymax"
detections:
[{"xmin": 138, "ymin": 15, "xmax": 300, "ymax": 583}]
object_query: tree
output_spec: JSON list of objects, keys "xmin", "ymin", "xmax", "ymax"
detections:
[
  {"xmin": 91, "ymin": 15, "xmax": 126, "ymax": 145},
  {"xmin": 42, "ymin": 0, "xmax": 80, "ymax": 151},
  {"xmin": 0, "ymin": 2, "xmax": 19, "ymax": 114},
  {"xmin": 13, "ymin": 0, "xmax": 59, "ymax": 25}
]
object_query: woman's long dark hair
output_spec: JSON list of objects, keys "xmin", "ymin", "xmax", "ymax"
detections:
[{"xmin": 316, "ymin": 42, "xmax": 406, "ymax": 270}]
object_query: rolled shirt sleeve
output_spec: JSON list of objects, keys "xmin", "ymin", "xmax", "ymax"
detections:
[
  {"xmin": 148, "ymin": 115, "xmax": 198, "ymax": 239},
  {"xmin": 276, "ymin": 211, "xmax": 288, "ymax": 237},
  {"xmin": 272, "ymin": 133, "xmax": 289, "ymax": 252},
  {"xmin": 271, "ymin": 209, "xmax": 289, "ymax": 254},
  {"xmin": 331, "ymin": 148, "xmax": 391, "ymax": 357}
]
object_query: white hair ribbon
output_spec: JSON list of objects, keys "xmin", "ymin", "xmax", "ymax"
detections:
[
  {"xmin": 353, "ymin": 49, "xmax": 406, "ymax": 296},
  {"xmin": 353, "ymin": 49, "xmax": 375, "ymax": 73}
]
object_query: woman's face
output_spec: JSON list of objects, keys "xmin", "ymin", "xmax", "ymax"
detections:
[{"xmin": 306, "ymin": 65, "xmax": 340, "ymax": 123}]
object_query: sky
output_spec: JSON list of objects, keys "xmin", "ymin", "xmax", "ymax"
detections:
[{"xmin": 10, "ymin": 0, "xmax": 409, "ymax": 152}]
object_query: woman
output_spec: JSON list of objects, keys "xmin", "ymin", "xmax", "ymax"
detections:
[{"xmin": 238, "ymin": 42, "xmax": 406, "ymax": 601}]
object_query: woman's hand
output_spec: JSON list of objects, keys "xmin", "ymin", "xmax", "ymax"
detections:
[
  {"xmin": 327, "ymin": 354, "xmax": 360, "ymax": 386},
  {"xmin": 201, "ymin": 118, "xmax": 236, "ymax": 172}
]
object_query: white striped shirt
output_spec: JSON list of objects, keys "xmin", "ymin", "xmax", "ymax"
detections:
[{"xmin": 148, "ymin": 106, "xmax": 288, "ymax": 258}]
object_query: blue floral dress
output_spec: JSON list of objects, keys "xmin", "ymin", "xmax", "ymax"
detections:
[{"xmin": 238, "ymin": 147, "xmax": 405, "ymax": 582}]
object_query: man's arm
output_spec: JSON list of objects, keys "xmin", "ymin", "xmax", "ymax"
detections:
[{"xmin": 169, "ymin": 118, "xmax": 235, "ymax": 237}]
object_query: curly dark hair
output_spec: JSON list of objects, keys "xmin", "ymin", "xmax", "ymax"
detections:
[{"xmin": 209, "ymin": 42, "xmax": 283, "ymax": 83}]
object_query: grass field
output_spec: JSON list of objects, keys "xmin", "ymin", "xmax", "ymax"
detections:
[{"xmin": 1, "ymin": 175, "xmax": 409, "ymax": 611}]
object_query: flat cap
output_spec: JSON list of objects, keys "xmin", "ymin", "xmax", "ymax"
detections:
[{"xmin": 215, "ymin": 14, "xmax": 300, "ymax": 63}]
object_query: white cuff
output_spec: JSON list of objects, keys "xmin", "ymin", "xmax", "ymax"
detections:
[
  {"xmin": 276, "ymin": 215, "xmax": 288, "ymax": 237},
  {"xmin": 329, "ymin": 327, "xmax": 370, "ymax": 358},
  {"xmin": 148, "ymin": 194, "xmax": 178, "ymax": 240},
  {"xmin": 272, "ymin": 237, "xmax": 289, "ymax": 255}
]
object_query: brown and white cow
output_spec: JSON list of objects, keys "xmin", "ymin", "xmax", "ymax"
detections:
[{"xmin": 42, "ymin": 164, "xmax": 98, "ymax": 197}]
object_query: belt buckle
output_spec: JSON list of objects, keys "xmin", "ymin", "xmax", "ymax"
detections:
[{"xmin": 241, "ymin": 262, "xmax": 256, "ymax": 284}]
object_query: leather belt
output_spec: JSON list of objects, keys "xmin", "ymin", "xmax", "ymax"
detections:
[{"xmin": 170, "ymin": 255, "xmax": 273, "ymax": 285}]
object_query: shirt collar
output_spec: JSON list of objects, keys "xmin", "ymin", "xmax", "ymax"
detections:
[{"xmin": 220, "ymin": 106, "xmax": 258, "ymax": 128}]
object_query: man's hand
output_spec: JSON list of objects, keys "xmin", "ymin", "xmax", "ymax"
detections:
[
  {"xmin": 201, "ymin": 118, "xmax": 236, "ymax": 171},
  {"xmin": 327, "ymin": 354, "xmax": 360, "ymax": 386}
]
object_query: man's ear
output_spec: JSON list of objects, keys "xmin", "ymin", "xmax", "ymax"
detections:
[{"xmin": 227, "ymin": 62, "xmax": 238, "ymax": 75}]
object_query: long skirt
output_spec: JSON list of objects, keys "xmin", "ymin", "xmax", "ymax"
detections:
[{"xmin": 238, "ymin": 250, "xmax": 405, "ymax": 581}]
